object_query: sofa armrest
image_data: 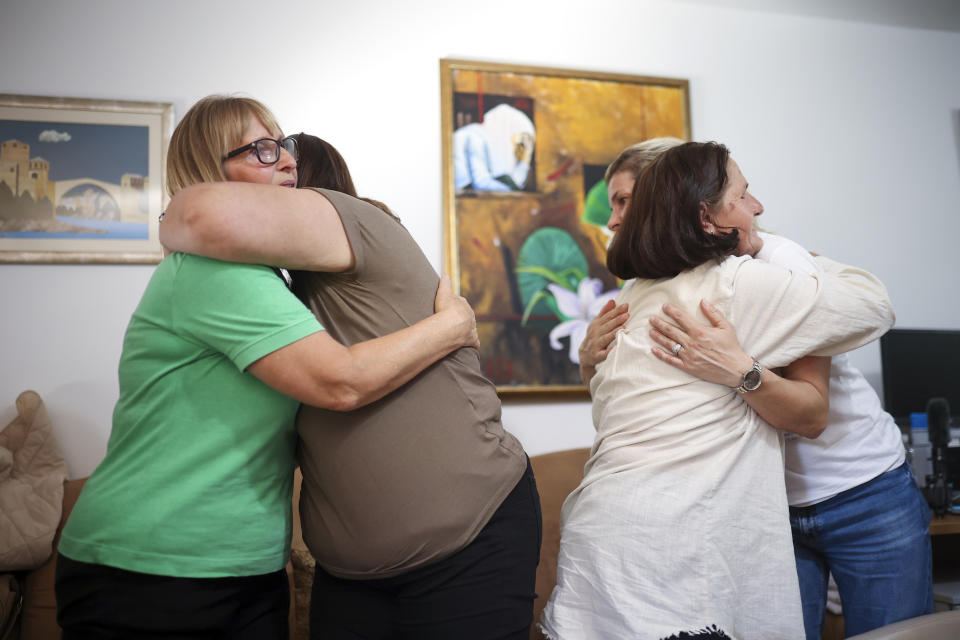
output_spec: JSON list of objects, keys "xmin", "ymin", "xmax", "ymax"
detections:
[{"xmin": 529, "ymin": 448, "xmax": 591, "ymax": 639}]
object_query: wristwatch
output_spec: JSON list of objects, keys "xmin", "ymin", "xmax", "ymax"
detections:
[{"xmin": 736, "ymin": 360, "xmax": 763, "ymax": 394}]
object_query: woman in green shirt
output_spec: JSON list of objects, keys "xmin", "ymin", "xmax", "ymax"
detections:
[{"xmin": 55, "ymin": 95, "xmax": 479, "ymax": 639}]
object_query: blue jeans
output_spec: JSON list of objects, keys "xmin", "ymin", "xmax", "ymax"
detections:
[{"xmin": 790, "ymin": 462, "xmax": 933, "ymax": 639}]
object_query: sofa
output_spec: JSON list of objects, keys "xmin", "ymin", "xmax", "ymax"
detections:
[
  {"xmin": 4, "ymin": 448, "xmax": 595, "ymax": 640},
  {"xmin": 8, "ymin": 445, "xmax": 960, "ymax": 640}
]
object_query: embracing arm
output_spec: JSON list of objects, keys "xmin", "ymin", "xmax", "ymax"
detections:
[
  {"xmin": 650, "ymin": 300, "xmax": 831, "ymax": 438},
  {"xmin": 160, "ymin": 182, "xmax": 353, "ymax": 271},
  {"xmin": 776, "ymin": 356, "xmax": 832, "ymax": 437},
  {"xmin": 578, "ymin": 299, "xmax": 630, "ymax": 389},
  {"xmin": 730, "ymin": 257, "xmax": 894, "ymax": 366},
  {"xmin": 248, "ymin": 275, "xmax": 479, "ymax": 411}
]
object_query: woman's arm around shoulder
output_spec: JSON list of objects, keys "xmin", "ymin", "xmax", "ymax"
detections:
[
  {"xmin": 160, "ymin": 183, "xmax": 354, "ymax": 271},
  {"xmin": 730, "ymin": 257, "xmax": 894, "ymax": 366}
]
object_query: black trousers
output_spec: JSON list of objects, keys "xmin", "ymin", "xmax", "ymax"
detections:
[
  {"xmin": 310, "ymin": 457, "xmax": 543, "ymax": 640},
  {"xmin": 55, "ymin": 555, "xmax": 289, "ymax": 639}
]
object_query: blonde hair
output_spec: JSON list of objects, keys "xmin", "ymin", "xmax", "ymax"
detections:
[
  {"xmin": 166, "ymin": 95, "xmax": 283, "ymax": 197},
  {"xmin": 604, "ymin": 136, "xmax": 685, "ymax": 182}
]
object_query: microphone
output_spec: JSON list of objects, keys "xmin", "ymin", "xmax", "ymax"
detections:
[
  {"xmin": 927, "ymin": 397, "xmax": 951, "ymax": 449},
  {"xmin": 925, "ymin": 397, "xmax": 951, "ymax": 516}
]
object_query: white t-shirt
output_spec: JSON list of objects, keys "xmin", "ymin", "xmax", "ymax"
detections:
[{"xmin": 756, "ymin": 232, "xmax": 905, "ymax": 506}]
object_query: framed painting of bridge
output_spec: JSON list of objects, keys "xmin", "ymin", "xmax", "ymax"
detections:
[{"xmin": 0, "ymin": 94, "xmax": 173, "ymax": 263}]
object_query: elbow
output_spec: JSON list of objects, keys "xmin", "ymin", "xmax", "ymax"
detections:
[
  {"xmin": 308, "ymin": 385, "xmax": 363, "ymax": 412},
  {"xmin": 871, "ymin": 288, "xmax": 896, "ymax": 333},
  {"xmin": 803, "ymin": 416, "xmax": 829, "ymax": 439},
  {"xmin": 167, "ymin": 185, "xmax": 232, "ymax": 255},
  {"xmin": 305, "ymin": 378, "xmax": 366, "ymax": 412},
  {"xmin": 301, "ymin": 353, "xmax": 385, "ymax": 412},
  {"xmin": 882, "ymin": 304, "xmax": 896, "ymax": 333},
  {"xmin": 792, "ymin": 407, "xmax": 829, "ymax": 439},
  {"xmin": 327, "ymin": 388, "xmax": 364, "ymax": 412},
  {"xmin": 180, "ymin": 188, "xmax": 220, "ymax": 241},
  {"xmin": 870, "ymin": 284, "xmax": 896, "ymax": 334}
]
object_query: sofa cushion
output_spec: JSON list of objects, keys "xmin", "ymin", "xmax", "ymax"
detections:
[{"xmin": 0, "ymin": 391, "xmax": 68, "ymax": 572}]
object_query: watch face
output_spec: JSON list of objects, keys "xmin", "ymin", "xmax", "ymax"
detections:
[{"xmin": 743, "ymin": 367, "xmax": 762, "ymax": 391}]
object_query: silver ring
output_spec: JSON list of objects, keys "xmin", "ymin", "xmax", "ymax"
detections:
[{"xmin": 672, "ymin": 343, "xmax": 683, "ymax": 356}]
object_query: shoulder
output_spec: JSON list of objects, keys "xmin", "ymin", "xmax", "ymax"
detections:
[
  {"xmin": 756, "ymin": 232, "xmax": 819, "ymax": 274},
  {"xmin": 169, "ymin": 252, "xmax": 275, "ymax": 278},
  {"xmin": 718, "ymin": 254, "xmax": 757, "ymax": 281},
  {"xmin": 729, "ymin": 253, "xmax": 798, "ymax": 290},
  {"xmin": 304, "ymin": 188, "xmax": 388, "ymax": 223},
  {"xmin": 166, "ymin": 254, "xmax": 290, "ymax": 304}
]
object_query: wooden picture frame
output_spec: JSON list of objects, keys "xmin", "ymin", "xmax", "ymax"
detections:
[
  {"xmin": 440, "ymin": 59, "xmax": 691, "ymax": 395},
  {"xmin": 0, "ymin": 94, "xmax": 173, "ymax": 264}
]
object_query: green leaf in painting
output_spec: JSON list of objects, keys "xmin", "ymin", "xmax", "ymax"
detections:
[{"xmin": 516, "ymin": 227, "xmax": 588, "ymax": 319}]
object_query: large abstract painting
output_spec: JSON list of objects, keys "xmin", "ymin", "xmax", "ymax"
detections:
[
  {"xmin": 0, "ymin": 94, "xmax": 172, "ymax": 263},
  {"xmin": 440, "ymin": 60, "xmax": 691, "ymax": 394}
]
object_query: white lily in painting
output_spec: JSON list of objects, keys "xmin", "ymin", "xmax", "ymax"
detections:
[{"xmin": 547, "ymin": 277, "xmax": 619, "ymax": 364}]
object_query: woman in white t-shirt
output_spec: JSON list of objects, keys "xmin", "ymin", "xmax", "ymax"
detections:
[{"xmin": 540, "ymin": 141, "xmax": 896, "ymax": 640}]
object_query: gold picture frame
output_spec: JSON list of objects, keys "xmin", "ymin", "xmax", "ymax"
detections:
[
  {"xmin": 0, "ymin": 94, "xmax": 173, "ymax": 264},
  {"xmin": 440, "ymin": 59, "xmax": 691, "ymax": 395}
]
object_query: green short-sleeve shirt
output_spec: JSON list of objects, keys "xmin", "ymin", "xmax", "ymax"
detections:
[{"xmin": 59, "ymin": 253, "xmax": 323, "ymax": 577}]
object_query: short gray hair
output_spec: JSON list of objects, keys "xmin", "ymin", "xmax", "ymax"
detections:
[{"xmin": 604, "ymin": 136, "xmax": 685, "ymax": 182}]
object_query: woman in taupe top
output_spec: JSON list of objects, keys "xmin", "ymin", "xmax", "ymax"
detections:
[{"xmin": 164, "ymin": 131, "xmax": 541, "ymax": 639}]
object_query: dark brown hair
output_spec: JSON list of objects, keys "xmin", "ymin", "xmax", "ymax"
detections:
[
  {"xmin": 292, "ymin": 132, "xmax": 397, "ymax": 220},
  {"xmin": 606, "ymin": 141, "xmax": 739, "ymax": 280}
]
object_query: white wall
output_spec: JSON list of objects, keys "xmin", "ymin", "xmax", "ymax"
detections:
[{"xmin": 2, "ymin": 0, "xmax": 959, "ymax": 478}]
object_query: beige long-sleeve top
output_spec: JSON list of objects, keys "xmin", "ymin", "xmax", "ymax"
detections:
[{"xmin": 541, "ymin": 254, "xmax": 893, "ymax": 640}]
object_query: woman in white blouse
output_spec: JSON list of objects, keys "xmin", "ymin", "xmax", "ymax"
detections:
[{"xmin": 539, "ymin": 141, "xmax": 895, "ymax": 640}]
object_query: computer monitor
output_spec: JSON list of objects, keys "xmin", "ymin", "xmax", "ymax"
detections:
[{"xmin": 880, "ymin": 328, "xmax": 960, "ymax": 424}]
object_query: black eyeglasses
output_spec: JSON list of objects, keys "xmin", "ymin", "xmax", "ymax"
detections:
[{"xmin": 224, "ymin": 136, "xmax": 298, "ymax": 164}]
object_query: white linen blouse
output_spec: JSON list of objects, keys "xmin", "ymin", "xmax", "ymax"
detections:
[{"xmin": 540, "ymin": 254, "xmax": 894, "ymax": 640}]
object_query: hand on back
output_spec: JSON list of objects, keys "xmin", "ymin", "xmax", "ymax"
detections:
[
  {"xmin": 579, "ymin": 299, "xmax": 629, "ymax": 368},
  {"xmin": 649, "ymin": 299, "xmax": 753, "ymax": 388},
  {"xmin": 435, "ymin": 275, "xmax": 480, "ymax": 350}
]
